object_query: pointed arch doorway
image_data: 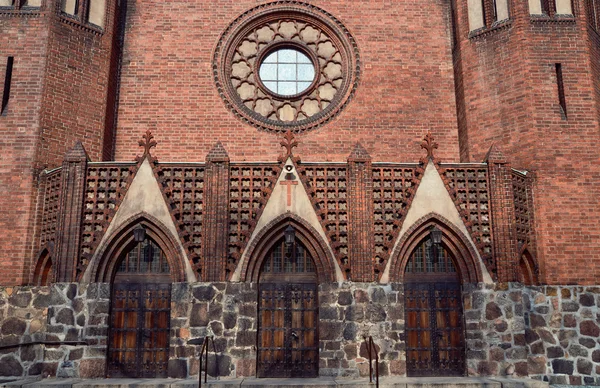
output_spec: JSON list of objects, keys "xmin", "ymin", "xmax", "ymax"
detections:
[
  {"xmin": 257, "ymin": 232, "xmax": 319, "ymax": 378},
  {"xmin": 107, "ymin": 236, "xmax": 172, "ymax": 378},
  {"xmin": 404, "ymin": 237, "xmax": 466, "ymax": 377}
]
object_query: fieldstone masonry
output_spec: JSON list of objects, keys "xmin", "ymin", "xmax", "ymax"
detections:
[
  {"xmin": 522, "ymin": 285, "xmax": 600, "ymax": 386},
  {"xmin": 317, "ymin": 282, "xmax": 405, "ymax": 378},
  {"xmin": 1, "ymin": 282, "xmax": 600, "ymax": 385},
  {"xmin": 463, "ymin": 283, "xmax": 528, "ymax": 378}
]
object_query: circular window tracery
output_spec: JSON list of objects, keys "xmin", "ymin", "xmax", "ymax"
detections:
[{"xmin": 213, "ymin": 2, "xmax": 360, "ymax": 132}]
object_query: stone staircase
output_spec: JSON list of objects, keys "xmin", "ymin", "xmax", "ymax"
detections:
[{"xmin": 0, "ymin": 377, "xmax": 549, "ymax": 388}]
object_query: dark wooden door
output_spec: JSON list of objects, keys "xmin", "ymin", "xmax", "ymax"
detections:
[
  {"xmin": 258, "ymin": 282, "xmax": 318, "ymax": 378},
  {"xmin": 107, "ymin": 238, "xmax": 172, "ymax": 378},
  {"xmin": 404, "ymin": 238, "xmax": 465, "ymax": 377},
  {"xmin": 257, "ymin": 237, "xmax": 318, "ymax": 378},
  {"xmin": 108, "ymin": 283, "xmax": 171, "ymax": 378}
]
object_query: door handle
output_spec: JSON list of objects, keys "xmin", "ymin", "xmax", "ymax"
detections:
[{"xmin": 291, "ymin": 331, "xmax": 299, "ymax": 340}]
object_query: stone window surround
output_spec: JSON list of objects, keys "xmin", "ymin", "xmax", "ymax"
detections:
[
  {"xmin": 213, "ymin": 1, "xmax": 361, "ymax": 133},
  {"xmin": 59, "ymin": 0, "xmax": 107, "ymax": 32}
]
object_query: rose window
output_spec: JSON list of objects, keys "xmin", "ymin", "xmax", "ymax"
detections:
[{"xmin": 214, "ymin": 2, "xmax": 360, "ymax": 132}]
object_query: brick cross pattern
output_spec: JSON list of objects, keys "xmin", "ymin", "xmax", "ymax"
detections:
[{"xmin": 280, "ymin": 179, "xmax": 298, "ymax": 207}]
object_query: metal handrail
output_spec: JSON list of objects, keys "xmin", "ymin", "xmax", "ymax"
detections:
[
  {"xmin": 364, "ymin": 336, "xmax": 379, "ymax": 388},
  {"xmin": 0, "ymin": 340, "xmax": 88, "ymax": 351},
  {"xmin": 198, "ymin": 336, "xmax": 218, "ymax": 388}
]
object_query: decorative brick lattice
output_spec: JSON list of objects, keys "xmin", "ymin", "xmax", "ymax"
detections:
[
  {"xmin": 156, "ymin": 165, "xmax": 205, "ymax": 274},
  {"xmin": 297, "ymin": 164, "xmax": 349, "ymax": 274},
  {"xmin": 228, "ymin": 164, "xmax": 279, "ymax": 272},
  {"xmin": 372, "ymin": 165, "xmax": 422, "ymax": 274},
  {"xmin": 512, "ymin": 170, "xmax": 533, "ymax": 250},
  {"xmin": 441, "ymin": 166, "xmax": 493, "ymax": 271},
  {"xmin": 79, "ymin": 164, "xmax": 135, "ymax": 277},
  {"xmin": 40, "ymin": 169, "xmax": 62, "ymax": 248}
]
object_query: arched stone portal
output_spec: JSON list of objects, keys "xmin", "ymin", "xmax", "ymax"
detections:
[
  {"xmin": 403, "ymin": 237, "xmax": 467, "ymax": 377},
  {"xmin": 255, "ymin": 222, "xmax": 320, "ymax": 378}
]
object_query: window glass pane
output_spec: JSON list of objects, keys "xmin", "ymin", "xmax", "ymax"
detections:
[
  {"xmin": 467, "ymin": 0, "xmax": 485, "ymax": 30},
  {"xmin": 128, "ymin": 244, "xmax": 139, "ymax": 272},
  {"xmin": 278, "ymin": 64, "xmax": 296, "ymax": 81},
  {"xmin": 259, "ymin": 64, "xmax": 277, "ymax": 81},
  {"xmin": 263, "ymin": 51, "xmax": 277, "ymax": 63},
  {"xmin": 88, "ymin": 0, "xmax": 107, "ymax": 27},
  {"xmin": 556, "ymin": 0, "xmax": 573, "ymax": 14},
  {"xmin": 273, "ymin": 246, "xmax": 282, "ymax": 273},
  {"xmin": 495, "ymin": 0, "xmax": 509, "ymax": 20},
  {"xmin": 284, "ymin": 254, "xmax": 293, "ymax": 272},
  {"xmin": 297, "ymin": 64, "xmax": 314, "ymax": 81},
  {"xmin": 62, "ymin": 0, "xmax": 77, "ymax": 15},
  {"xmin": 263, "ymin": 81, "xmax": 277, "ymax": 91},
  {"xmin": 24, "ymin": 0, "xmax": 42, "ymax": 6},
  {"xmin": 278, "ymin": 81, "xmax": 296, "ymax": 95},
  {"xmin": 259, "ymin": 48, "xmax": 315, "ymax": 96},
  {"xmin": 278, "ymin": 49, "xmax": 296, "ymax": 63},
  {"xmin": 528, "ymin": 0, "xmax": 543, "ymax": 14}
]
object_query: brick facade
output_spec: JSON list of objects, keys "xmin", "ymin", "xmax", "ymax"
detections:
[{"xmin": 2, "ymin": 0, "xmax": 600, "ymax": 383}]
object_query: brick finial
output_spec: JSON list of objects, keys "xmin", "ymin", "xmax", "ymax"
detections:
[
  {"xmin": 348, "ymin": 142, "xmax": 371, "ymax": 161},
  {"xmin": 280, "ymin": 130, "xmax": 298, "ymax": 157},
  {"xmin": 137, "ymin": 130, "xmax": 157, "ymax": 162},
  {"xmin": 206, "ymin": 141, "xmax": 230, "ymax": 162},
  {"xmin": 483, "ymin": 143, "xmax": 507, "ymax": 164},
  {"xmin": 64, "ymin": 141, "xmax": 89, "ymax": 162},
  {"xmin": 420, "ymin": 131, "xmax": 438, "ymax": 161}
]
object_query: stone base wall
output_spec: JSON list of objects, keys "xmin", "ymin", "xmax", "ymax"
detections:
[
  {"xmin": 317, "ymin": 282, "xmax": 405, "ymax": 378},
  {"xmin": 0, "ymin": 286, "xmax": 49, "ymax": 377},
  {"xmin": 523, "ymin": 285, "xmax": 600, "ymax": 386},
  {"xmin": 463, "ymin": 283, "xmax": 528, "ymax": 377},
  {"xmin": 0, "ymin": 281, "xmax": 599, "ymax": 385}
]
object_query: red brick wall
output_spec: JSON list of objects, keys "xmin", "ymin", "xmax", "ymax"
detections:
[
  {"xmin": 453, "ymin": 0, "xmax": 600, "ymax": 284},
  {"xmin": 38, "ymin": 0, "xmax": 119, "ymax": 167},
  {"xmin": 0, "ymin": 0, "xmax": 120, "ymax": 285},
  {"xmin": 0, "ymin": 10, "xmax": 50, "ymax": 285},
  {"xmin": 113, "ymin": 0, "xmax": 461, "ymax": 163}
]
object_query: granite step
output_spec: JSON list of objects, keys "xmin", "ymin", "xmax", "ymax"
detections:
[{"xmin": 0, "ymin": 377, "xmax": 549, "ymax": 388}]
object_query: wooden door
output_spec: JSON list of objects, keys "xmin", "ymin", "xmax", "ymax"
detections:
[
  {"xmin": 404, "ymin": 238, "xmax": 465, "ymax": 377},
  {"xmin": 107, "ymin": 238, "xmax": 172, "ymax": 378},
  {"xmin": 257, "ymin": 238, "xmax": 318, "ymax": 378}
]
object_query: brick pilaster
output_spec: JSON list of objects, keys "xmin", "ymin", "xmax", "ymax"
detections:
[
  {"xmin": 202, "ymin": 142, "xmax": 231, "ymax": 281},
  {"xmin": 485, "ymin": 144, "xmax": 519, "ymax": 283},
  {"xmin": 54, "ymin": 142, "xmax": 89, "ymax": 282},
  {"xmin": 347, "ymin": 144, "xmax": 375, "ymax": 282}
]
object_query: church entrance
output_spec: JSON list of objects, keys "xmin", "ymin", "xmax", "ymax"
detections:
[
  {"xmin": 107, "ymin": 237, "xmax": 171, "ymax": 378},
  {"xmin": 404, "ymin": 237, "xmax": 466, "ymax": 377},
  {"xmin": 257, "ymin": 235, "xmax": 319, "ymax": 378}
]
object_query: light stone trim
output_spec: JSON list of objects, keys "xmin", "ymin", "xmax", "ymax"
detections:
[
  {"xmin": 381, "ymin": 161, "xmax": 492, "ymax": 283},
  {"xmin": 232, "ymin": 158, "xmax": 344, "ymax": 282},
  {"xmin": 82, "ymin": 158, "xmax": 195, "ymax": 283}
]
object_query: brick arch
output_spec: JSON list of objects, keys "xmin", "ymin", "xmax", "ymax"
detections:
[
  {"xmin": 240, "ymin": 213, "xmax": 337, "ymax": 282},
  {"xmin": 517, "ymin": 246, "xmax": 539, "ymax": 285},
  {"xmin": 33, "ymin": 245, "xmax": 54, "ymax": 286},
  {"xmin": 388, "ymin": 213, "xmax": 482, "ymax": 283},
  {"xmin": 87, "ymin": 212, "xmax": 188, "ymax": 283}
]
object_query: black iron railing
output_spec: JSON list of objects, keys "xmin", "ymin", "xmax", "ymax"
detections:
[
  {"xmin": 189, "ymin": 336, "xmax": 218, "ymax": 388},
  {"xmin": 364, "ymin": 336, "xmax": 379, "ymax": 388}
]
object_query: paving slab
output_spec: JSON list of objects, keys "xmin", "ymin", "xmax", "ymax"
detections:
[
  {"xmin": 73, "ymin": 379, "xmax": 175, "ymax": 388},
  {"xmin": 170, "ymin": 379, "xmax": 244, "ymax": 388},
  {"xmin": 241, "ymin": 377, "xmax": 337, "ymax": 388},
  {"xmin": 23, "ymin": 379, "xmax": 84, "ymax": 388},
  {"xmin": 487, "ymin": 378, "xmax": 548, "ymax": 388},
  {"xmin": 0, "ymin": 378, "xmax": 43, "ymax": 388}
]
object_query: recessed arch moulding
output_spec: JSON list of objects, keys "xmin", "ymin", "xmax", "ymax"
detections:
[
  {"xmin": 82, "ymin": 158, "xmax": 195, "ymax": 283},
  {"xmin": 233, "ymin": 158, "xmax": 344, "ymax": 282},
  {"xmin": 381, "ymin": 161, "xmax": 492, "ymax": 284}
]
